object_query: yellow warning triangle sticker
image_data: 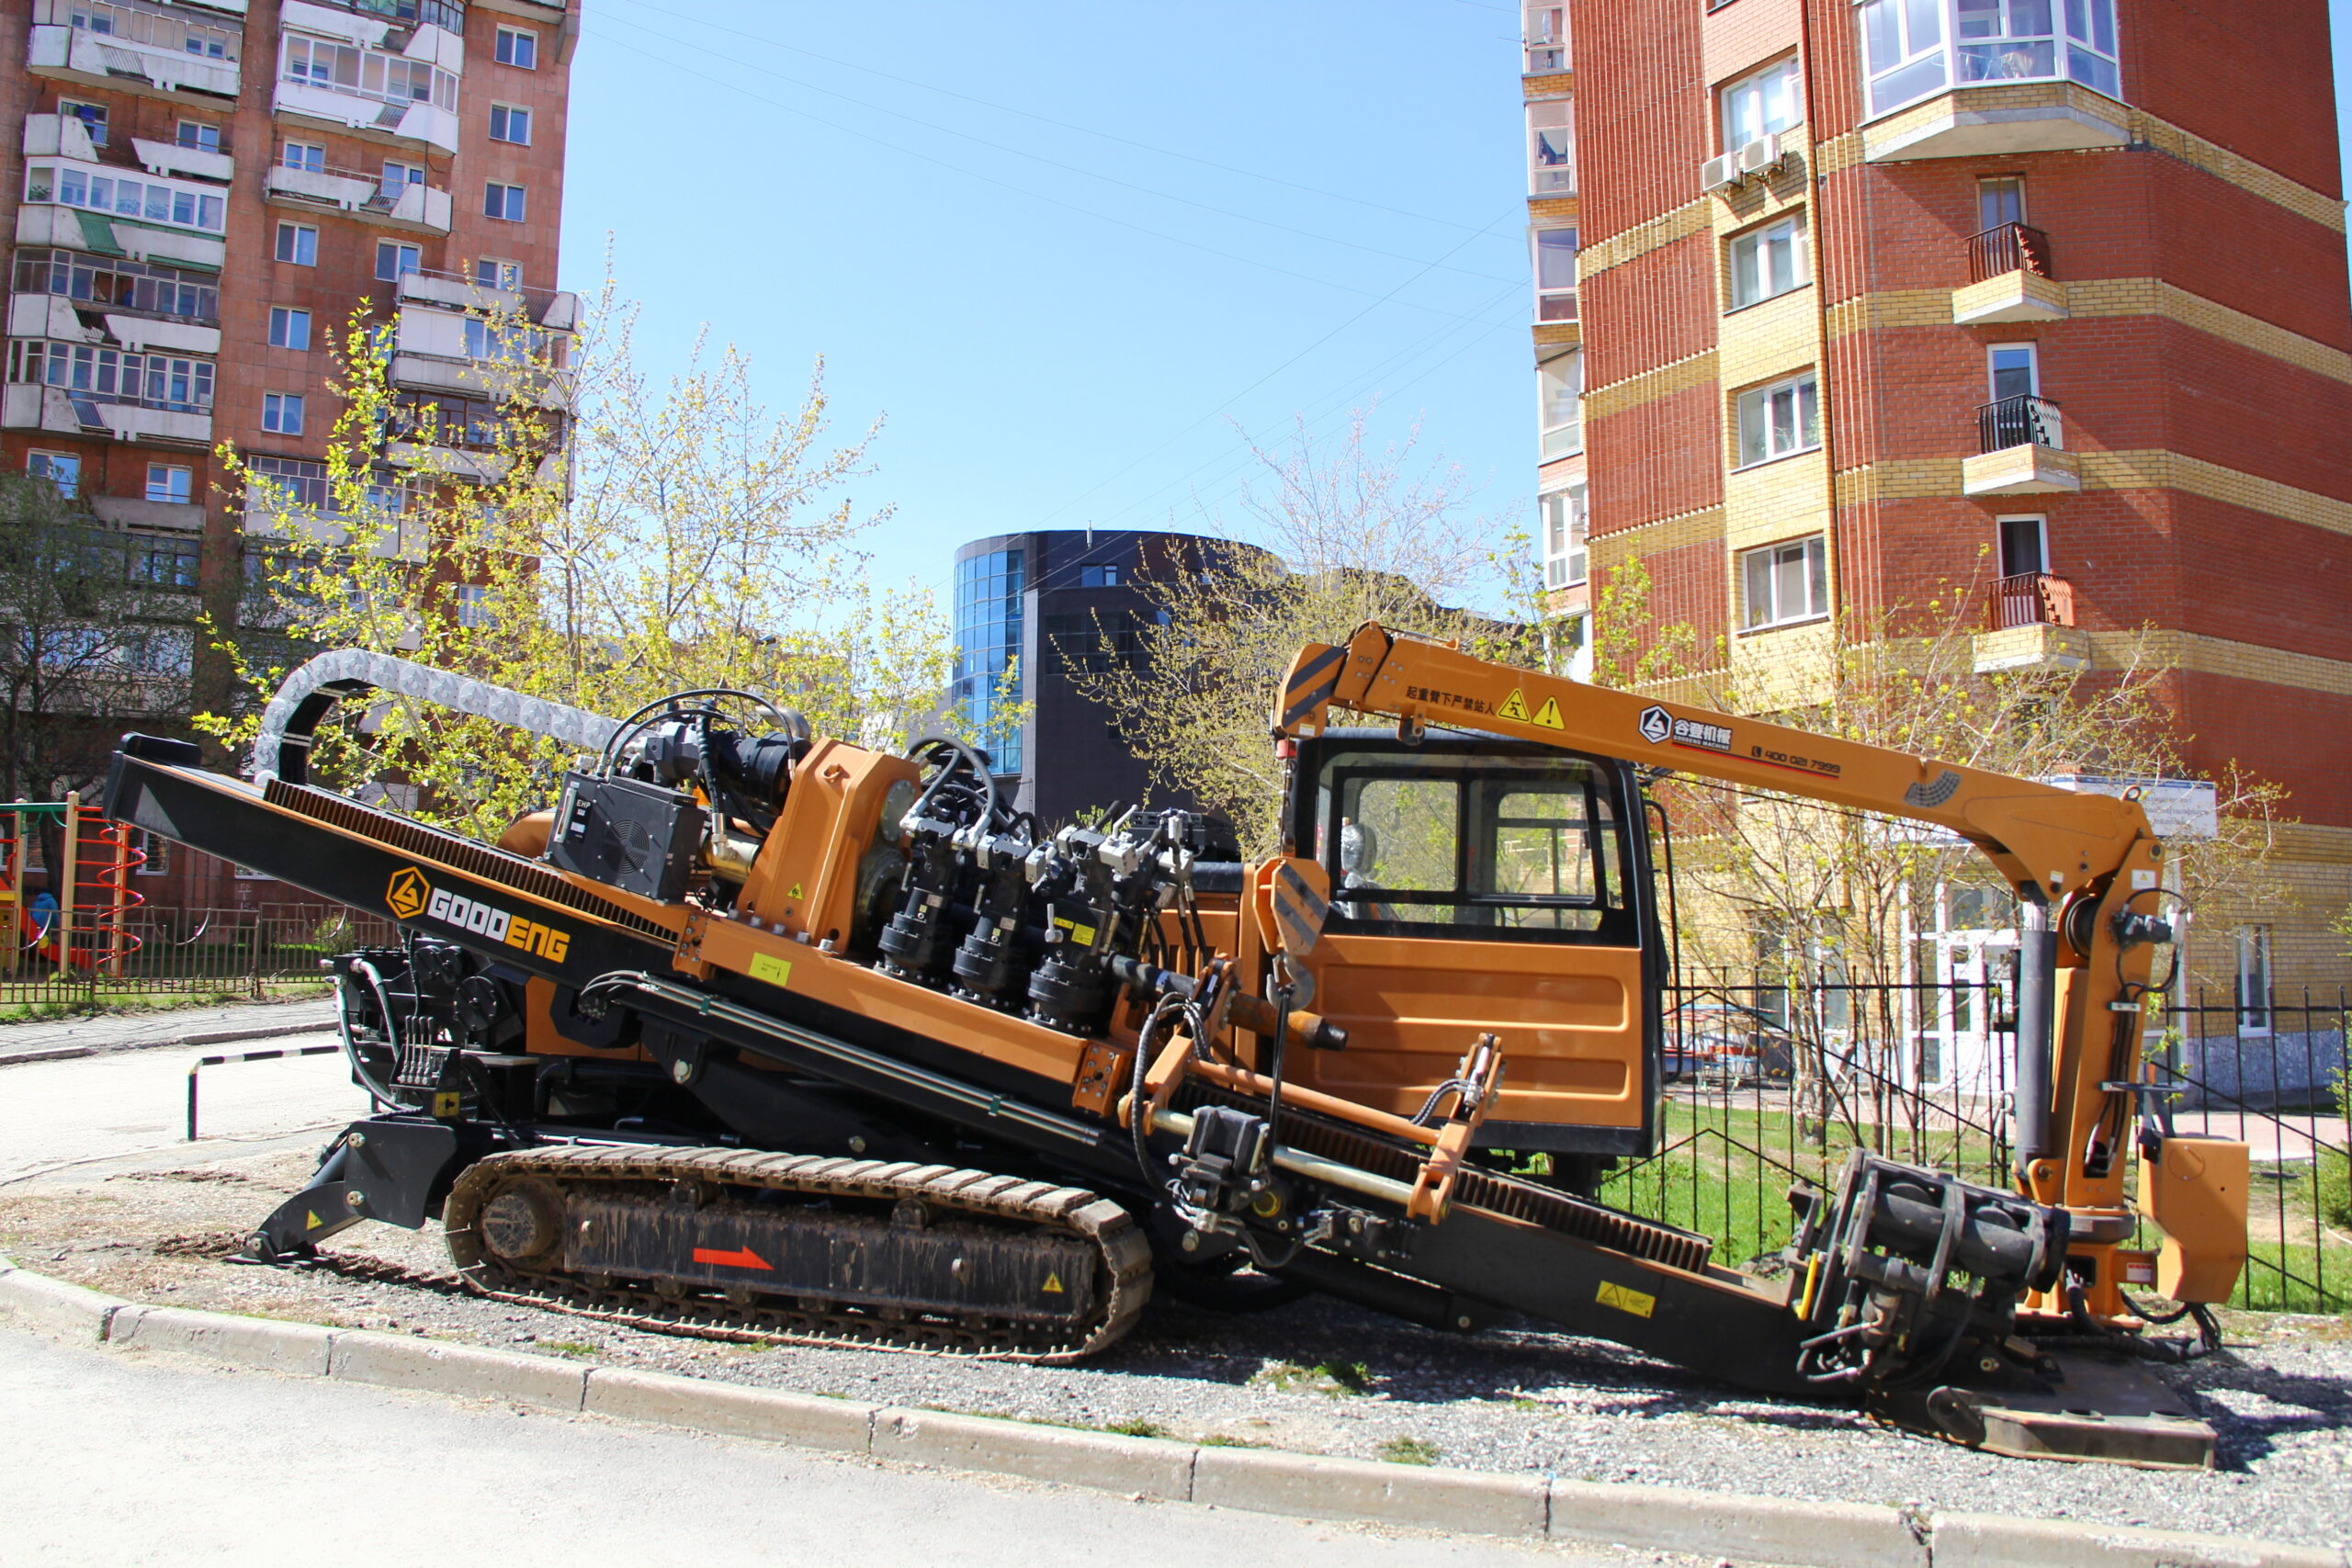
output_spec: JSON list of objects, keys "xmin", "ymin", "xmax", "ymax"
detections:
[
  {"xmin": 1531, "ymin": 695, "xmax": 1565, "ymax": 730},
  {"xmin": 787, "ymin": 882, "xmax": 804, "ymax": 900},
  {"xmin": 305, "ymin": 1211, "xmax": 323, "ymax": 1230},
  {"xmin": 1042, "ymin": 1271, "xmax": 1065, "ymax": 1294},
  {"xmin": 1497, "ymin": 688, "xmax": 1532, "ymax": 723}
]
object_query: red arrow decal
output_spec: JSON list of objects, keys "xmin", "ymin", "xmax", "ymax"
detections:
[{"xmin": 690, "ymin": 1245, "xmax": 774, "ymax": 1271}]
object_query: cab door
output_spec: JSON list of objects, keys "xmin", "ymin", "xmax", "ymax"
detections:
[{"xmin": 1281, "ymin": 735, "xmax": 1656, "ymax": 1156}]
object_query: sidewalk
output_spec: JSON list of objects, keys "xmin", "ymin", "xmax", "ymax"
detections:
[{"xmin": 0, "ymin": 997, "xmax": 337, "ymax": 1068}]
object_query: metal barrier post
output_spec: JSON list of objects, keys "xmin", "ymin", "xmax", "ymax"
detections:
[{"xmin": 186, "ymin": 1042, "xmax": 344, "ymax": 1140}]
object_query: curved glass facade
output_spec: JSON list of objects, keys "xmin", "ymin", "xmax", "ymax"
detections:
[{"xmin": 952, "ymin": 547, "xmax": 1024, "ymax": 775}]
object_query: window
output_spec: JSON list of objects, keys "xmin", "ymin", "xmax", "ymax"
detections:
[
  {"xmin": 28, "ymin": 452, "xmax": 80, "ymax": 498},
  {"xmin": 280, "ymin": 141, "xmax": 325, "ymax": 173},
  {"xmin": 22, "ymin": 164, "xmax": 227, "ymax": 232},
  {"xmin": 131, "ymin": 828, "xmax": 170, "ymax": 877},
  {"xmin": 1739, "ymin": 535, "xmax": 1830, "ymax": 630},
  {"xmin": 7, "ymin": 343, "xmax": 214, "ymax": 412},
  {"xmin": 953, "ymin": 547, "xmax": 1025, "ymax": 776},
  {"xmin": 245, "ymin": 454, "xmax": 329, "ymax": 511},
  {"xmin": 176, "ymin": 120, "xmax": 220, "ymax": 152},
  {"xmin": 1857, "ymin": 0, "xmax": 2117, "ymax": 117},
  {"xmin": 2234, "ymin": 926, "xmax": 2271, "ymax": 1034},
  {"xmin": 1077, "ymin": 563, "xmax": 1121, "ymax": 587},
  {"xmin": 134, "ymin": 534, "xmax": 200, "ymax": 587},
  {"xmin": 1987, "ymin": 341, "xmax": 2038, "ymax": 400},
  {"xmin": 1527, "ymin": 100, "xmax": 1574, "ymax": 194},
  {"xmin": 1539, "ymin": 351, "xmax": 1581, "ymax": 458},
  {"xmin": 381, "ymin": 160, "xmax": 424, "ymax": 189},
  {"xmin": 474, "ymin": 258, "xmax": 522, "ymax": 290},
  {"xmin": 1534, "ymin": 227, "xmax": 1577, "ymax": 321},
  {"xmin": 375, "ymin": 240, "xmax": 422, "ymax": 281},
  {"xmin": 483, "ymin": 181, "xmax": 527, "ymax": 221},
  {"xmin": 14, "ymin": 249, "xmax": 219, "ymax": 323},
  {"xmin": 455, "ymin": 583, "xmax": 492, "ymax": 627},
  {"xmin": 1524, "ymin": 5, "xmax": 1566, "ymax": 72},
  {"xmin": 1315, "ymin": 749, "xmax": 1633, "ymax": 942},
  {"xmin": 1978, "ymin": 175, "xmax": 2026, "ymax": 230},
  {"xmin": 489, "ymin": 103, "xmax": 532, "ymax": 144},
  {"xmin": 276, "ymin": 222, "xmax": 318, "ymax": 265},
  {"xmin": 494, "ymin": 26, "xmax": 537, "ymax": 67},
  {"xmin": 59, "ymin": 100, "xmax": 107, "ymax": 146},
  {"xmin": 1721, "ymin": 57, "xmax": 1802, "ymax": 149},
  {"xmin": 1542, "ymin": 486, "xmax": 1588, "ymax": 590},
  {"xmin": 1736, "ymin": 372, "xmax": 1821, "ymax": 467},
  {"xmin": 1996, "ymin": 515, "xmax": 2046, "ymax": 578},
  {"xmin": 1728, "ymin": 213, "xmax": 1809, "ymax": 308},
  {"xmin": 262, "ymin": 393, "xmax": 306, "ymax": 435},
  {"xmin": 280, "ymin": 33, "xmax": 460, "ymax": 112},
  {"xmin": 269, "ymin": 307, "xmax": 312, "ymax": 351},
  {"xmin": 145, "ymin": 463, "xmax": 192, "ymax": 505}
]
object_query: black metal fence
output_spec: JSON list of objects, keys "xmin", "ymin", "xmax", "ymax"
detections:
[
  {"xmin": 1597, "ymin": 976, "xmax": 2349, "ymax": 1314},
  {"xmin": 0, "ymin": 904, "xmax": 396, "ymax": 1010}
]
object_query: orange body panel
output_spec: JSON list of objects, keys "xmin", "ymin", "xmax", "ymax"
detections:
[
  {"xmin": 1294, "ymin": 931, "xmax": 1644, "ymax": 1130},
  {"xmin": 739, "ymin": 739, "xmax": 922, "ymax": 944},
  {"xmin": 522, "ymin": 975, "xmax": 649, "ymax": 1063}
]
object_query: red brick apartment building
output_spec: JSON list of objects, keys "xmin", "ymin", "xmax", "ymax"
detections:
[
  {"xmin": 1531, "ymin": 0, "xmax": 2352, "ymax": 993},
  {"xmin": 0, "ymin": 0, "xmax": 573, "ymax": 918}
]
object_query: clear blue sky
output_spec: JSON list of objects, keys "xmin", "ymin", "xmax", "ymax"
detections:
[{"xmin": 557, "ymin": 1, "xmax": 2352, "ymax": 611}]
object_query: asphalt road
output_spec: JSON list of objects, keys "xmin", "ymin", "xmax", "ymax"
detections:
[
  {"xmin": 0, "ymin": 1323, "xmax": 1629, "ymax": 1568},
  {"xmin": 0, "ymin": 1027, "xmax": 359, "ymax": 1184}
]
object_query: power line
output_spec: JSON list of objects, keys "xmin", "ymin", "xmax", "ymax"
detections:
[{"xmin": 587, "ymin": 10, "xmax": 1520, "ymax": 288}]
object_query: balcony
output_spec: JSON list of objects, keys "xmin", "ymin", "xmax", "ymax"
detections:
[
  {"xmin": 1522, "ymin": 4, "xmax": 1568, "ymax": 75},
  {"xmin": 265, "ymin": 163, "xmax": 453, "ymax": 235},
  {"xmin": 13, "ymin": 247, "xmax": 222, "ymax": 333},
  {"xmin": 1973, "ymin": 575, "xmax": 2089, "ymax": 672},
  {"xmin": 26, "ymin": 0, "xmax": 242, "ymax": 105},
  {"xmin": 1, "ymin": 382, "xmax": 211, "ymax": 446},
  {"xmin": 1953, "ymin": 223, "xmax": 2064, "ymax": 325},
  {"xmin": 1857, "ymin": 0, "xmax": 2126, "ymax": 162},
  {"xmin": 1962, "ymin": 394, "xmax": 2078, "ymax": 495},
  {"xmin": 397, "ymin": 269, "xmax": 580, "ymax": 329},
  {"xmin": 299, "ymin": 0, "xmax": 467, "ymax": 30},
  {"xmin": 272, "ymin": 5, "xmax": 466, "ymax": 156}
]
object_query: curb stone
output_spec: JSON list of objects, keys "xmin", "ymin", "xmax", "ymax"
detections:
[
  {"xmin": 0, "ymin": 1259, "xmax": 2341, "ymax": 1568},
  {"xmin": 0, "ymin": 1014, "xmax": 338, "ymax": 1068},
  {"xmin": 875, "ymin": 1405, "xmax": 1197, "ymax": 1498}
]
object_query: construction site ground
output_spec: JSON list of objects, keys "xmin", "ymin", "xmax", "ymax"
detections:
[{"xmin": 5, "ymin": 1137, "xmax": 2347, "ymax": 1555}]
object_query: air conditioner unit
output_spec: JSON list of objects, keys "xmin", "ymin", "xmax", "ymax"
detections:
[
  {"xmin": 1700, "ymin": 153, "xmax": 1741, "ymax": 195},
  {"xmin": 1736, "ymin": 132, "xmax": 1784, "ymax": 178}
]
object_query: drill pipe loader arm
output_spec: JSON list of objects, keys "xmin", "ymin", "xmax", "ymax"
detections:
[{"xmin": 1273, "ymin": 623, "xmax": 2229, "ymax": 1311}]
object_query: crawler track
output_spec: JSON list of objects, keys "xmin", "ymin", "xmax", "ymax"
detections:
[{"xmin": 442, "ymin": 1145, "xmax": 1153, "ymax": 1363}]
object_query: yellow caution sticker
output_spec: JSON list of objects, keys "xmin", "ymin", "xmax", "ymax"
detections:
[
  {"xmin": 1531, "ymin": 695, "xmax": 1565, "ymax": 730},
  {"xmin": 1497, "ymin": 687, "xmax": 1532, "ymax": 723},
  {"xmin": 786, "ymin": 882, "xmax": 804, "ymax": 900},
  {"xmin": 749, "ymin": 952, "xmax": 793, "ymax": 988},
  {"xmin": 305, "ymin": 1210, "xmax": 323, "ymax": 1230},
  {"xmin": 1596, "ymin": 1280, "xmax": 1655, "ymax": 1318},
  {"xmin": 432, "ymin": 1091, "xmax": 460, "ymax": 1119},
  {"xmin": 1042, "ymin": 1271, "xmax": 1065, "ymax": 1295},
  {"xmin": 1052, "ymin": 916, "xmax": 1098, "ymax": 947}
]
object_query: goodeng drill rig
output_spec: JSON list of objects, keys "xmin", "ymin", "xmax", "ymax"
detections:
[{"xmin": 100, "ymin": 624, "xmax": 2245, "ymax": 1465}]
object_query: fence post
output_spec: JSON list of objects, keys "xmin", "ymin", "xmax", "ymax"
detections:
[
  {"xmin": 57, "ymin": 791, "xmax": 78, "ymax": 992},
  {"xmin": 3, "ymin": 804, "xmax": 19, "ymax": 983}
]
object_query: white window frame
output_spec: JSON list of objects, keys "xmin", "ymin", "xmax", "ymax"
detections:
[
  {"xmin": 484, "ymin": 181, "xmax": 526, "ymax": 222},
  {"xmin": 1523, "ymin": 5, "xmax": 1566, "ymax": 72},
  {"xmin": 1738, "ymin": 534, "xmax": 1831, "ymax": 632},
  {"xmin": 488, "ymin": 102, "xmax": 532, "ymax": 145},
  {"xmin": 1532, "ymin": 226, "xmax": 1577, "ymax": 322},
  {"xmin": 144, "ymin": 462, "xmax": 192, "ymax": 504},
  {"xmin": 2234, "ymin": 925, "xmax": 2272, "ymax": 1035},
  {"xmin": 473, "ymin": 258, "xmax": 522, "ymax": 290},
  {"xmin": 1727, "ymin": 213, "xmax": 1809, "ymax": 310},
  {"xmin": 380, "ymin": 159, "xmax": 424, "ymax": 188},
  {"xmin": 493, "ymin": 25, "xmax": 537, "ymax": 68},
  {"xmin": 1542, "ymin": 485, "xmax": 1588, "ymax": 590},
  {"xmin": 58, "ymin": 98, "xmax": 108, "ymax": 146},
  {"xmin": 1720, "ymin": 56, "xmax": 1802, "ymax": 151},
  {"xmin": 1538, "ymin": 350, "xmax": 1581, "ymax": 459},
  {"xmin": 1986, "ymin": 340, "xmax": 2039, "ymax": 400},
  {"xmin": 1527, "ymin": 99, "xmax": 1574, "ymax": 195},
  {"xmin": 279, "ymin": 32, "xmax": 459, "ymax": 113},
  {"xmin": 1978, "ymin": 175, "xmax": 2027, "ymax": 230},
  {"xmin": 175, "ymin": 118, "xmax": 220, "ymax": 152},
  {"xmin": 279, "ymin": 140, "xmax": 325, "ymax": 172},
  {"xmin": 276, "ymin": 221, "xmax": 318, "ymax": 266},
  {"xmin": 131, "ymin": 827, "xmax": 170, "ymax": 877},
  {"xmin": 1735, "ymin": 371, "xmax": 1821, "ymax": 468},
  {"xmin": 455, "ymin": 582, "xmax": 492, "ymax": 627},
  {"xmin": 1995, "ymin": 513, "xmax": 2047, "ymax": 579},
  {"xmin": 262, "ymin": 392, "xmax": 305, "ymax": 435},
  {"xmin": 1857, "ymin": 0, "xmax": 2120, "ymax": 119},
  {"xmin": 23, "ymin": 161, "xmax": 227, "ymax": 233},
  {"xmin": 269, "ymin": 306, "xmax": 312, "ymax": 351},
  {"xmin": 28, "ymin": 450, "xmax": 81, "ymax": 498}
]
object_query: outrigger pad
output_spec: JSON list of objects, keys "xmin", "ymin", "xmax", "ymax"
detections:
[
  {"xmin": 1892, "ymin": 1351, "xmax": 2218, "ymax": 1470},
  {"xmin": 246, "ymin": 1117, "xmax": 469, "ymax": 1262}
]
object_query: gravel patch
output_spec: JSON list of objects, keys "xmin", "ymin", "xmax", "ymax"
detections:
[{"xmin": 6, "ymin": 1146, "xmax": 2347, "ymax": 1553}]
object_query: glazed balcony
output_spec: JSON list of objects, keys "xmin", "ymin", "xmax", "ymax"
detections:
[
  {"xmin": 273, "ymin": 2, "xmax": 465, "ymax": 157},
  {"xmin": 27, "ymin": 0, "xmax": 242, "ymax": 106},
  {"xmin": 1954, "ymin": 222, "xmax": 2064, "ymax": 324},
  {"xmin": 265, "ymin": 161, "xmax": 452, "ymax": 235},
  {"xmin": 1962, "ymin": 393, "xmax": 2078, "ymax": 495}
]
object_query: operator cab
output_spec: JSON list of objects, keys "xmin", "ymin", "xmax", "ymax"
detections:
[{"xmin": 1274, "ymin": 728, "xmax": 1664, "ymax": 1164}]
